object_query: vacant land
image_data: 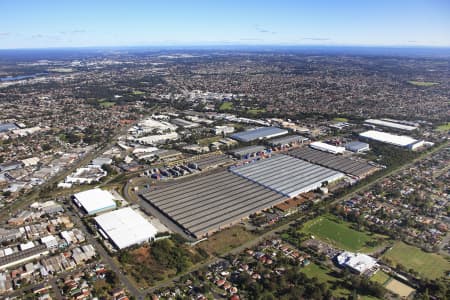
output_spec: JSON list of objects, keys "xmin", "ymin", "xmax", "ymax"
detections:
[
  {"xmin": 118, "ymin": 236, "xmax": 208, "ymax": 288},
  {"xmin": 407, "ymin": 80, "xmax": 440, "ymax": 87},
  {"xmin": 301, "ymin": 215, "xmax": 386, "ymax": 252},
  {"xmin": 219, "ymin": 101, "xmax": 233, "ymax": 111},
  {"xmin": 300, "ymin": 262, "xmax": 350, "ymax": 298},
  {"xmin": 196, "ymin": 225, "xmax": 256, "ymax": 256},
  {"xmin": 383, "ymin": 242, "xmax": 450, "ymax": 279},
  {"xmin": 436, "ymin": 122, "xmax": 450, "ymax": 132},
  {"xmin": 370, "ymin": 270, "xmax": 390, "ymax": 286},
  {"xmin": 197, "ymin": 135, "xmax": 222, "ymax": 146}
]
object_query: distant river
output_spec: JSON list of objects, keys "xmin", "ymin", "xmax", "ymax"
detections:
[{"xmin": 0, "ymin": 72, "xmax": 48, "ymax": 82}]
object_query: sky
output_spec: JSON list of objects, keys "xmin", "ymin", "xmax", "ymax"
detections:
[{"xmin": 0, "ymin": 0, "xmax": 449, "ymax": 49}]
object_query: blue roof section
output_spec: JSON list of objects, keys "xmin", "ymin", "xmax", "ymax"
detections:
[
  {"xmin": 345, "ymin": 141, "xmax": 369, "ymax": 150},
  {"xmin": 230, "ymin": 127, "xmax": 288, "ymax": 142},
  {"xmin": 0, "ymin": 123, "xmax": 18, "ymax": 133}
]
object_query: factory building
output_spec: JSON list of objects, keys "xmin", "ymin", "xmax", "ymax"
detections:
[
  {"xmin": 359, "ymin": 130, "xmax": 424, "ymax": 150},
  {"xmin": 140, "ymin": 170, "xmax": 285, "ymax": 238},
  {"xmin": 72, "ymin": 189, "xmax": 117, "ymax": 215},
  {"xmin": 310, "ymin": 141, "xmax": 345, "ymax": 154},
  {"xmin": 267, "ymin": 135, "xmax": 309, "ymax": 147},
  {"xmin": 94, "ymin": 207, "xmax": 157, "ymax": 250},
  {"xmin": 345, "ymin": 141, "xmax": 370, "ymax": 153},
  {"xmin": 364, "ymin": 119, "xmax": 418, "ymax": 131},
  {"xmin": 288, "ymin": 147, "xmax": 379, "ymax": 179},
  {"xmin": 230, "ymin": 154, "xmax": 345, "ymax": 197},
  {"xmin": 230, "ymin": 145, "xmax": 267, "ymax": 159},
  {"xmin": 230, "ymin": 127, "xmax": 288, "ymax": 142},
  {"xmin": 212, "ymin": 125, "xmax": 235, "ymax": 135},
  {"xmin": 336, "ymin": 252, "xmax": 377, "ymax": 274}
]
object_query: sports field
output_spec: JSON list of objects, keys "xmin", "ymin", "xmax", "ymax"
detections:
[
  {"xmin": 219, "ymin": 101, "xmax": 233, "ymax": 110},
  {"xmin": 301, "ymin": 215, "xmax": 386, "ymax": 252},
  {"xmin": 407, "ymin": 80, "xmax": 439, "ymax": 87},
  {"xmin": 385, "ymin": 279, "xmax": 415, "ymax": 298},
  {"xmin": 383, "ymin": 242, "xmax": 450, "ymax": 279},
  {"xmin": 333, "ymin": 117, "xmax": 349, "ymax": 122},
  {"xmin": 370, "ymin": 270, "xmax": 390, "ymax": 285}
]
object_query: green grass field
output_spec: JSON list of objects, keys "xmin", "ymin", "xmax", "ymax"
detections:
[
  {"xmin": 247, "ymin": 108, "xmax": 266, "ymax": 116},
  {"xmin": 301, "ymin": 215, "xmax": 386, "ymax": 252},
  {"xmin": 407, "ymin": 80, "xmax": 439, "ymax": 87},
  {"xmin": 300, "ymin": 263, "xmax": 350, "ymax": 298},
  {"xmin": 132, "ymin": 90, "xmax": 145, "ymax": 95},
  {"xmin": 383, "ymin": 242, "xmax": 450, "ymax": 279},
  {"xmin": 99, "ymin": 101, "xmax": 115, "ymax": 108},
  {"xmin": 370, "ymin": 270, "xmax": 391, "ymax": 286},
  {"xmin": 197, "ymin": 136, "xmax": 222, "ymax": 145},
  {"xmin": 333, "ymin": 117, "xmax": 349, "ymax": 122},
  {"xmin": 436, "ymin": 122, "xmax": 450, "ymax": 132},
  {"xmin": 219, "ymin": 102, "xmax": 233, "ymax": 111}
]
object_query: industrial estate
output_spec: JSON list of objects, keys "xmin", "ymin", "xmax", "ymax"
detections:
[{"xmin": 0, "ymin": 45, "xmax": 449, "ymax": 300}]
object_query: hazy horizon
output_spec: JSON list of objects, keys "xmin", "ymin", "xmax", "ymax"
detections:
[{"xmin": 1, "ymin": 0, "xmax": 449, "ymax": 49}]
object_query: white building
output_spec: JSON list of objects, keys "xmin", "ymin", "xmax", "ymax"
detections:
[
  {"xmin": 336, "ymin": 252, "xmax": 377, "ymax": 274},
  {"xmin": 359, "ymin": 130, "xmax": 423, "ymax": 150},
  {"xmin": 134, "ymin": 132, "xmax": 179, "ymax": 145},
  {"xmin": 73, "ymin": 188, "xmax": 117, "ymax": 215},
  {"xmin": 365, "ymin": 119, "xmax": 418, "ymax": 131},
  {"xmin": 310, "ymin": 141, "xmax": 345, "ymax": 154},
  {"xmin": 213, "ymin": 125, "xmax": 235, "ymax": 135},
  {"xmin": 65, "ymin": 165, "xmax": 107, "ymax": 184},
  {"xmin": 94, "ymin": 207, "xmax": 157, "ymax": 249},
  {"xmin": 41, "ymin": 235, "xmax": 58, "ymax": 249}
]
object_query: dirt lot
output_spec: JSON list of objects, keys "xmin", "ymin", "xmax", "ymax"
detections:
[
  {"xmin": 385, "ymin": 278, "xmax": 415, "ymax": 298},
  {"xmin": 196, "ymin": 225, "xmax": 256, "ymax": 256}
]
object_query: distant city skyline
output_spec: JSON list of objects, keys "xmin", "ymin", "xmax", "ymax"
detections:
[{"xmin": 0, "ymin": 0, "xmax": 449, "ymax": 49}]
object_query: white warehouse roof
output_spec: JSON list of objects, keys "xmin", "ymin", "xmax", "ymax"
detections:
[
  {"xmin": 230, "ymin": 154, "xmax": 344, "ymax": 197},
  {"xmin": 73, "ymin": 188, "xmax": 117, "ymax": 215},
  {"xmin": 365, "ymin": 119, "xmax": 417, "ymax": 131},
  {"xmin": 336, "ymin": 251, "xmax": 377, "ymax": 274},
  {"xmin": 95, "ymin": 207, "xmax": 157, "ymax": 249},
  {"xmin": 359, "ymin": 130, "xmax": 418, "ymax": 147},
  {"xmin": 310, "ymin": 141, "xmax": 345, "ymax": 154}
]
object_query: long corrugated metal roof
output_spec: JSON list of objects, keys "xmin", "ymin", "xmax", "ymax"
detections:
[
  {"xmin": 230, "ymin": 127, "xmax": 288, "ymax": 142},
  {"xmin": 230, "ymin": 154, "xmax": 344, "ymax": 197},
  {"xmin": 141, "ymin": 170, "xmax": 285, "ymax": 237}
]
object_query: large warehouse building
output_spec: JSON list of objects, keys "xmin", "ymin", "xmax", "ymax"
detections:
[
  {"xmin": 230, "ymin": 127, "xmax": 288, "ymax": 142},
  {"xmin": 230, "ymin": 154, "xmax": 345, "ymax": 197},
  {"xmin": 359, "ymin": 130, "xmax": 424, "ymax": 150},
  {"xmin": 364, "ymin": 119, "xmax": 418, "ymax": 132},
  {"xmin": 95, "ymin": 207, "xmax": 157, "ymax": 249},
  {"xmin": 310, "ymin": 141, "xmax": 345, "ymax": 154},
  {"xmin": 140, "ymin": 170, "xmax": 286, "ymax": 238},
  {"xmin": 287, "ymin": 147, "xmax": 379, "ymax": 179},
  {"xmin": 73, "ymin": 188, "xmax": 117, "ymax": 215}
]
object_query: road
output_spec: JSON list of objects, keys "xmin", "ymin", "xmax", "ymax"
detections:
[
  {"xmin": 66, "ymin": 208, "xmax": 145, "ymax": 299},
  {"xmin": 124, "ymin": 141, "xmax": 449, "ymax": 294},
  {"xmin": 0, "ymin": 125, "xmax": 132, "ymax": 221},
  {"xmin": 5, "ymin": 263, "xmax": 96, "ymax": 299}
]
